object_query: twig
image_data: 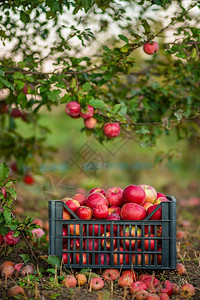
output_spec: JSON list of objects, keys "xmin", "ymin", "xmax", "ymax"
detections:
[{"xmin": 21, "ymin": 231, "xmax": 38, "ymax": 263}]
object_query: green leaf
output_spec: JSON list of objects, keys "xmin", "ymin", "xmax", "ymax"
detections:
[
  {"xmin": 0, "ymin": 162, "xmax": 9, "ymax": 184},
  {"xmin": 141, "ymin": 19, "xmax": 150, "ymax": 33},
  {"xmin": 120, "ymin": 45, "xmax": 129, "ymax": 53},
  {"xmin": 20, "ymin": 11, "xmax": 30, "ymax": 23},
  {"xmin": 174, "ymin": 109, "xmax": 187, "ymax": 123},
  {"xmin": 0, "ymin": 76, "xmax": 14, "ymax": 90},
  {"xmin": 103, "ymin": 46, "xmax": 111, "ymax": 52},
  {"xmin": 118, "ymin": 34, "xmax": 129, "ymax": 43},
  {"xmin": 89, "ymin": 99, "xmax": 106, "ymax": 109},
  {"xmin": 82, "ymin": 82, "xmax": 91, "ymax": 92},
  {"xmin": 13, "ymin": 72, "xmax": 24, "ymax": 80},
  {"xmin": 41, "ymin": 255, "xmax": 61, "ymax": 269},
  {"xmin": 46, "ymin": 90, "xmax": 61, "ymax": 101},
  {"xmin": 17, "ymin": 93, "xmax": 27, "ymax": 109},
  {"xmin": 19, "ymin": 254, "xmax": 31, "ymax": 263},
  {"xmin": 0, "ymin": 224, "xmax": 8, "ymax": 235}
]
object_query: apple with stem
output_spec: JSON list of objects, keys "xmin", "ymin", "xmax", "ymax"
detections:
[
  {"xmin": 143, "ymin": 41, "xmax": 159, "ymax": 55},
  {"xmin": 103, "ymin": 123, "xmax": 120, "ymax": 138},
  {"xmin": 65, "ymin": 101, "xmax": 81, "ymax": 118},
  {"xmin": 105, "ymin": 187, "xmax": 123, "ymax": 206}
]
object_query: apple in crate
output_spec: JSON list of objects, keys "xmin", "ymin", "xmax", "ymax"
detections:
[
  {"xmin": 113, "ymin": 247, "xmax": 129, "ymax": 265},
  {"xmin": 101, "ymin": 232, "xmax": 117, "ymax": 250},
  {"xmin": 92, "ymin": 204, "xmax": 109, "ymax": 219},
  {"xmin": 122, "ymin": 185, "xmax": 146, "ymax": 205},
  {"xmin": 95, "ymin": 253, "xmax": 110, "ymax": 265},
  {"xmin": 108, "ymin": 206, "xmax": 121, "ymax": 215},
  {"xmin": 63, "ymin": 211, "xmax": 71, "ymax": 219},
  {"xmin": 69, "ymin": 224, "xmax": 85, "ymax": 235},
  {"xmin": 84, "ymin": 238, "xmax": 99, "ymax": 251},
  {"xmin": 147, "ymin": 205, "xmax": 162, "ymax": 220},
  {"xmin": 139, "ymin": 184, "xmax": 157, "ymax": 203},
  {"xmin": 75, "ymin": 253, "xmax": 91, "ymax": 265},
  {"xmin": 70, "ymin": 238, "xmax": 83, "ymax": 250},
  {"xmin": 157, "ymin": 192, "xmax": 167, "ymax": 199},
  {"xmin": 72, "ymin": 194, "xmax": 86, "ymax": 206},
  {"xmin": 154, "ymin": 197, "xmax": 169, "ymax": 205},
  {"xmin": 86, "ymin": 192, "xmax": 108, "ymax": 208},
  {"xmin": 63, "ymin": 198, "xmax": 80, "ymax": 213},
  {"xmin": 63, "ymin": 252, "xmax": 72, "ymax": 264},
  {"xmin": 132, "ymin": 249, "xmax": 152, "ymax": 265},
  {"xmin": 89, "ymin": 187, "xmax": 105, "ymax": 196},
  {"xmin": 144, "ymin": 234, "xmax": 155, "ymax": 250},
  {"xmin": 88, "ymin": 221, "xmax": 104, "ymax": 236},
  {"xmin": 142, "ymin": 202, "xmax": 153, "ymax": 211},
  {"xmin": 120, "ymin": 226, "xmax": 141, "ymax": 249},
  {"xmin": 106, "ymin": 213, "xmax": 121, "ymax": 233},
  {"xmin": 121, "ymin": 203, "xmax": 147, "ymax": 220},
  {"xmin": 105, "ymin": 187, "xmax": 123, "ymax": 206},
  {"xmin": 76, "ymin": 206, "xmax": 92, "ymax": 220}
]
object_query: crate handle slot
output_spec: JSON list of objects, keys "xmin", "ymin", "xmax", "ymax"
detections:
[{"xmin": 63, "ymin": 202, "xmax": 81, "ymax": 220}]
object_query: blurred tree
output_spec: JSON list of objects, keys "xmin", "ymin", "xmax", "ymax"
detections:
[{"xmin": 0, "ymin": 0, "xmax": 199, "ymax": 175}]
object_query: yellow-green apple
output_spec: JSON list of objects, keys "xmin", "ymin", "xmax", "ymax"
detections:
[
  {"xmin": 142, "ymin": 202, "xmax": 153, "ymax": 211},
  {"xmin": 105, "ymin": 187, "xmax": 123, "ymax": 206},
  {"xmin": 95, "ymin": 253, "xmax": 110, "ymax": 265},
  {"xmin": 65, "ymin": 101, "xmax": 81, "ymax": 118},
  {"xmin": 63, "ymin": 198, "xmax": 80, "ymax": 214},
  {"xmin": 108, "ymin": 206, "xmax": 121, "ymax": 215},
  {"xmin": 121, "ymin": 270, "xmax": 137, "ymax": 281},
  {"xmin": 106, "ymin": 213, "xmax": 121, "ymax": 233},
  {"xmin": 113, "ymin": 247, "xmax": 129, "ymax": 265},
  {"xmin": 143, "ymin": 41, "xmax": 159, "ymax": 55},
  {"xmin": 118, "ymin": 275, "xmax": 133, "ymax": 288},
  {"xmin": 102, "ymin": 268, "xmax": 120, "ymax": 281},
  {"xmin": 89, "ymin": 277, "xmax": 104, "ymax": 291},
  {"xmin": 62, "ymin": 274, "xmax": 77, "ymax": 287},
  {"xmin": 129, "ymin": 281, "xmax": 148, "ymax": 295},
  {"xmin": 84, "ymin": 117, "xmax": 97, "ymax": 129},
  {"xmin": 181, "ymin": 284, "xmax": 195, "ymax": 299},
  {"xmin": 63, "ymin": 211, "xmax": 71, "ymax": 219},
  {"xmin": 144, "ymin": 234, "xmax": 155, "ymax": 250},
  {"xmin": 101, "ymin": 232, "xmax": 117, "ymax": 250},
  {"xmin": 86, "ymin": 193, "xmax": 108, "ymax": 208},
  {"xmin": 120, "ymin": 226, "xmax": 141, "ymax": 249},
  {"xmin": 88, "ymin": 221, "xmax": 104, "ymax": 236},
  {"xmin": 139, "ymin": 184, "xmax": 157, "ymax": 203},
  {"xmin": 103, "ymin": 122, "xmax": 120, "ymax": 138},
  {"xmin": 76, "ymin": 273, "xmax": 87, "ymax": 286},
  {"xmin": 72, "ymin": 193, "xmax": 86, "ymax": 206},
  {"xmin": 122, "ymin": 185, "xmax": 146, "ymax": 205},
  {"xmin": 89, "ymin": 187, "xmax": 105, "ymax": 195},
  {"xmin": 92, "ymin": 204, "xmax": 109, "ymax": 219},
  {"xmin": 121, "ymin": 203, "xmax": 147, "ymax": 220},
  {"xmin": 147, "ymin": 205, "xmax": 161, "ymax": 220},
  {"xmin": 154, "ymin": 197, "xmax": 169, "ymax": 205},
  {"xmin": 80, "ymin": 104, "xmax": 94, "ymax": 119},
  {"xmin": 84, "ymin": 238, "xmax": 99, "ymax": 251},
  {"xmin": 76, "ymin": 206, "xmax": 92, "ymax": 220},
  {"xmin": 160, "ymin": 280, "xmax": 173, "ymax": 296},
  {"xmin": 75, "ymin": 253, "xmax": 91, "ymax": 265}
]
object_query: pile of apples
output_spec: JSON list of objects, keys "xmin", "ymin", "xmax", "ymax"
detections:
[{"xmin": 61, "ymin": 184, "xmax": 170, "ymax": 266}]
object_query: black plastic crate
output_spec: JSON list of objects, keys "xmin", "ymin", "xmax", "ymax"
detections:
[{"xmin": 49, "ymin": 196, "xmax": 176, "ymax": 269}]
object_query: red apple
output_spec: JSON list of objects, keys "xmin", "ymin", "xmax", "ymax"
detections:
[
  {"xmin": 63, "ymin": 252, "xmax": 72, "ymax": 264},
  {"xmin": 80, "ymin": 104, "xmax": 94, "ymax": 119},
  {"xmin": 121, "ymin": 203, "xmax": 147, "ymax": 220},
  {"xmin": 122, "ymin": 185, "xmax": 146, "ymax": 205},
  {"xmin": 121, "ymin": 270, "xmax": 137, "ymax": 281},
  {"xmin": 76, "ymin": 206, "xmax": 92, "ymax": 220},
  {"xmin": 75, "ymin": 253, "xmax": 91, "ymax": 265},
  {"xmin": 95, "ymin": 253, "xmax": 110, "ymax": 265},
  {"xmin": 63, "ymin": 211, "xmax": 71, "ymax": 219},
  {"xmin": 103, "ymin": 122, "xmax": 120, "ymax": 138},
  {"xmin": 156, "ymin": 246, "xmax": 162, "ymax": 265},
  {"xmin": 62, "ymin": 275, "xmax": 77, "ymax": 288},
  {"xmin": 92, "ymin": 204, "xmax": 109, "ymax": 219},
  {"xmin": 84, "ymin": 238, "xmax": 99, "ymax": 251},
  {"xmin": 32, "ymin": 218, "xmax": 44, "ymax": 228},
  {"xmin": 113, "ymin": 247, "xmax": 129, "ymax": 265},
  {"xmin": 65, "ymin": 101, "xmax": 81, "ymax": 118},
  {"xmin": 89, "ymin": 187, "xmax": 105, "ymax": 195},
  {"xmin": 118, "ymin": 275, "xmax": 133, "ymax": 288},
  {"xmin": 172, "ymin": 283, "xmax": 180, "ymax": 295},
  {"xmin": 86, "ymin": 192, "xmax": 108, "ymax": 208},
  {"xmin": 105, "ymin": 187, "xmax": 123, "ymax": 206},
  {"xmin": 142, "ymin": 275, "xmax": 160, "ymax": 289},
  {"xmin": 147, "ymin": 205, "xmax": 161, "ymax": 220},
  {"xmin": 142, "ymin": 202, "xmax": 153, "ymax": 211},
  {"xmin": 11, "ymin": 108, "xmax": 22, "ymax": 118},
  {"xmin": 154, "ymin": 197, "xmax": 169, "ymax": 205},
  {"xmin": 0, "ymin": 261, "xmax": 15, "ymax": 270},
  {"xmin": 143, "ymin": 41, "xmax": 159, "ymax": 55},
  {"xmin": 64, "ymin": 199, "xmax": 80, "ymax": 214},
  {"xmin": 146, "ymin": 295, "xmax": 160, "ymax": 300},
  {"xmin": 130, "ymin": 281, "xmax": 148, "ymax": 295},
  {"xmin": 102, "ymin": 268, "xmax": 120, "ymax": 281},
  {"xmin": 106, "ymin": 213, "xmax": 121, "ymax": 233},
  {"xmin": 69, "ymin": 224, "xmax": 85, "ymax": 236},
  {"xmin": 72, "ymin": 194, "xmax": 86, "ymax": 206},
  {"xmin": 144, "ymin": 225, "xmax": 155, "ymax": 235},
  {"xmin": 88, "ymin": 221, "xmax": 104, "ymax": 236},
  {"xmin": 7, "ymin": 286, "xmax": 25, "ymax": 297},
  {"xmin": 84, "ymin": 117, "xmax": 97, "ymax": 129},
  {"xmin": 10, "ymin": 161, "xmax": 18, "ymax": 173},
  {"xmin": 101, "ymin": 232, "xmax": 117, "ymax": 250},
  {"xmin": 144, "ymin": 234, "xmax": 155, "ymax": 250},
  {"xmin": 108, "ymin": 206, "xmax": 121, "ymax": 215},
  {"xmin": 132, "ymin": 290, "xmax": 148, "ymax": 300},
  {"xmin": 157, "ymin": 192, "xmax": 167, "ymax": 199},
  {"xmin": 181, "ymin": 284, "xmax": 195, "ymax": 299},
  {"xmin": 0, "ymin": 235, "xmax": 4, "ymax": 245},
  {"xmin": 4, "ymin": 231, "xmax": 20, "ymax": 246},
  {"xmin": 139, "ymin": 185, "xmax": 157, "ymax": 203},
  {"xmin": 70, "ymin": 238, "xmax": 82, "ymax": 250},
  {"xmin": 160, "ymin": 280, "xmax": 173, "ymax": 296},
  {"xmin": 23, "ymin": 175, "xmax": 34, "ymax": 185},
  {"xmin": 1, "ymin": 266, "xmax": 15, "ymax": 278},
  {"xmin": 176, "ymin": 263, "xmax": 186, "ymax": 275},
  {"xmin": 120, "ymin": 226, "xmax": 141, "ymax": 249},
  {"xmin": 132, "ymin": 250, "xmax": 152, "ymax": 265},
  {"xmin": 159, "ymin": 293, "xmax": 170, "ymax": 300},
  {"xmin": 89, "ymin": 277, "xmax": 104, "ymax": 291}
]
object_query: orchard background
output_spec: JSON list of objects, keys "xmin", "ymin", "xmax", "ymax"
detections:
[{"xmin": 0, "ymin": 0, "xmax": 200, "ymax": 299}]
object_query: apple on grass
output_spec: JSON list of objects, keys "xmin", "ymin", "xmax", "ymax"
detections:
[
  {"xmin": 4, "ymin": 231, "xmax": 20, "ymax": 246},
  {"xmin": 89, "ymin": 277, "xmax": 104, "ymax": 291},
  {"xmin": 139, "ymin": 184, "xmax": 157, "ymax": 203},
  {"xmin": 143, "ymin": 41, "xmax": 159, "ymax": 55},
  {"xmin": 103, "ymin": 122, "xmax": 120, "ymax": 138},
  {"xmin": 105, "ymin": 187, "xmax": 123, "ymax": 206},
  {"xmin": 122, "ymin": 185, "xmax": 146, "ymax": 205},
  {"xmin": 65, "ymin": 101, "xmax": 81, "ymax": 118},
  {"xmin": 181, "ymin": 283, "xmax": 195, "ymax": 298},
  {"xmin": 118, "ymin": 275, "xmax": 133, "ymax": 288},
  {"xmin": 129, "ymin": 281, "xmax": 148, "ymax": 295},
  {"xmin": 120, "ymin": 226, "xmax": 141, "ymax": 249},
  {"xmin": 75, "ymin": 206, "xmax": 92, "ymax": 220},
  {"xmin": 86, "ymin": 192, "xmax": 108, "ymax": 208},
  {"xmin": 62, "ymin": 275, "xmax": 77, "ymax": 288},
  {"xmin": 102, "ymin": 269, "xmax": 120, "ymax": 281},
  {"xmin": 121, "ymin": 270, "xmax": 137, "ymax": 281},
  {"xmin": 160, "ymin": 280, "xmax": 173, "ymax": 296},
  {"xmin": 92, "ymin": 204, "xmax": 109, "ymax": 219},
  {"xmin": 121, "ymin": 203, "xmax": 147, "ymax": 220},
  {"xmin": 101, "ymin": 232, "xmax": 117, "ymax": 250}
]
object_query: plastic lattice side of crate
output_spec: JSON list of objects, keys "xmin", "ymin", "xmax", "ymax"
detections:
[{"xmin": 49, "ymin": 196, "xmax": 176, "ymax": 269}]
